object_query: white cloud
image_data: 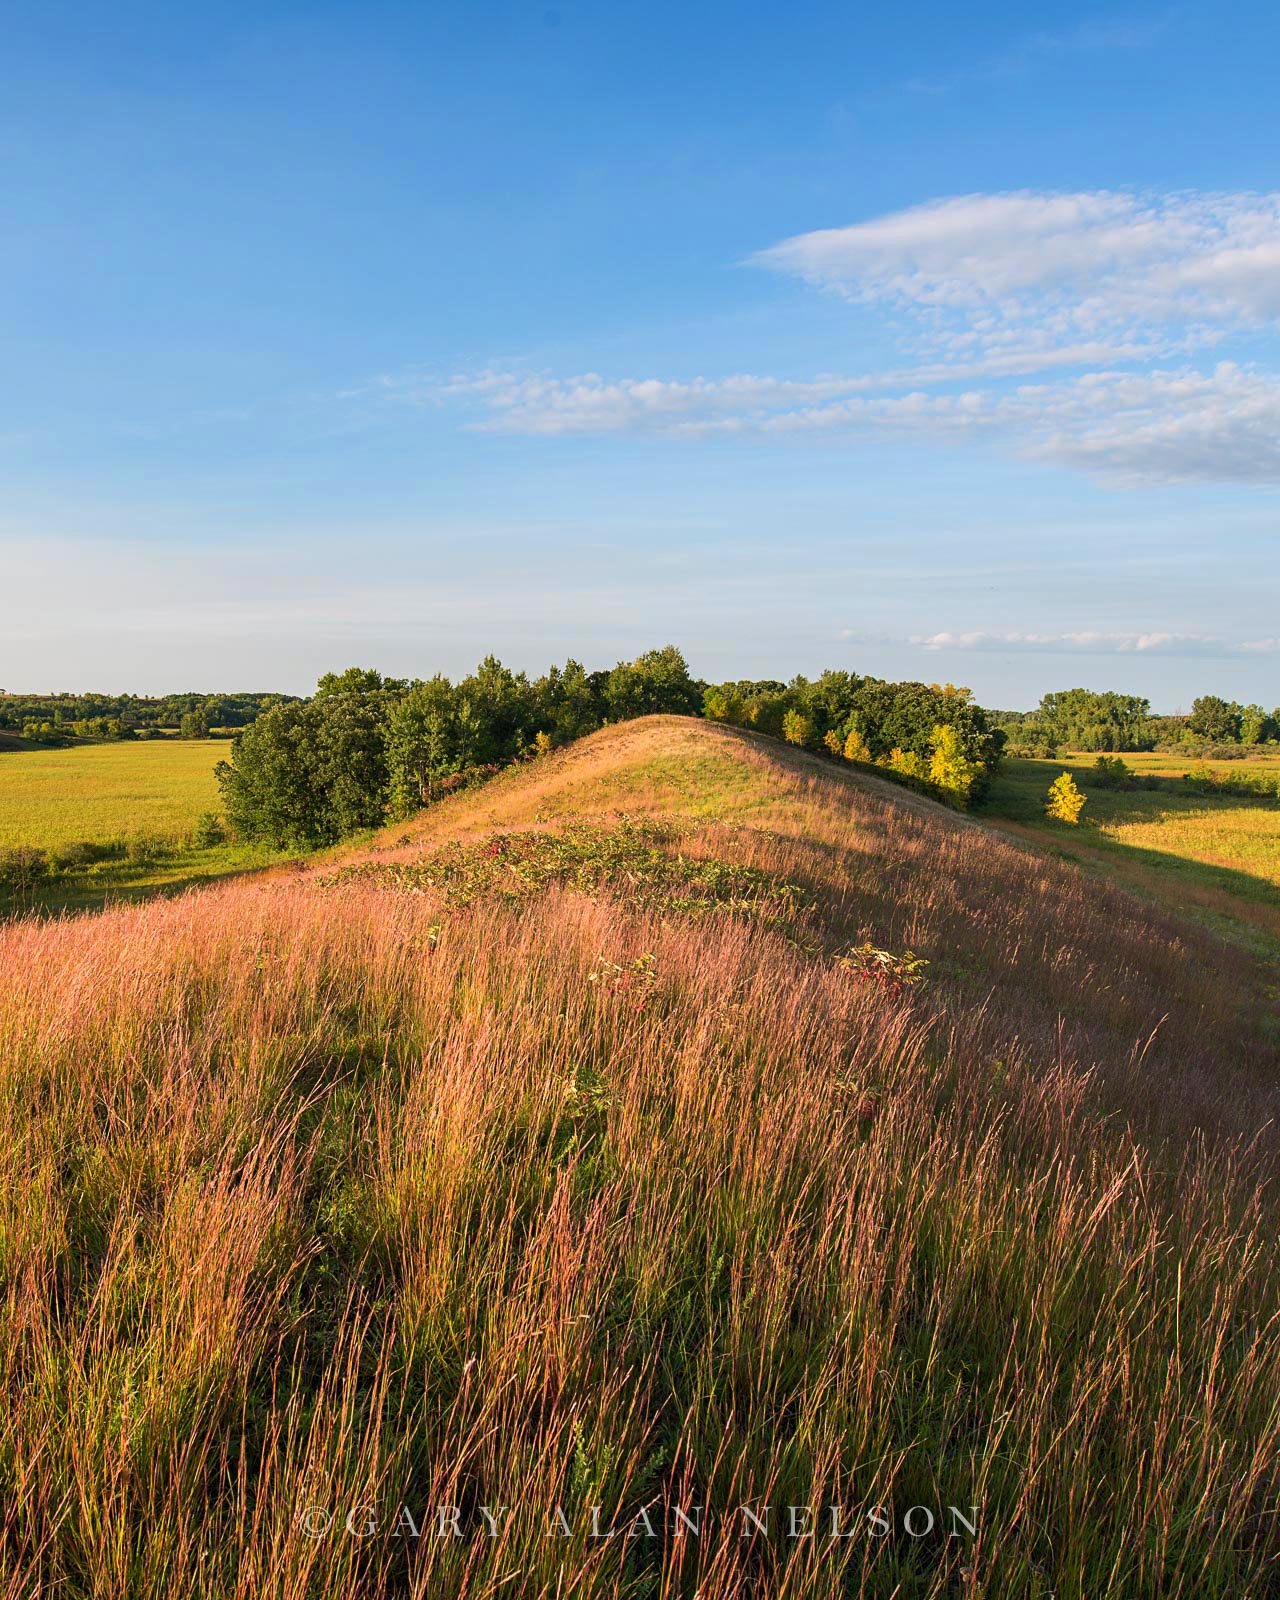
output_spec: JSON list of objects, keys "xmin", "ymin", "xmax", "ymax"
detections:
[
  {"xmin": 374, "ymin": 188, "xmax": 1280, "ymax": 485},
  {"xmin": 909, "ymin": 630, "xmax": 1272, "ymax": 658},
  {"xmin": 1019, "ymin": 363, "xmax": 1280, "ymax": 483},
  {"xmin": 414, "ymin": 359, "xmax": 1280, "ymax": 484},
  {"xmin": 753, "ymin": 190, "xmax": 1280, "ymax": 348}
]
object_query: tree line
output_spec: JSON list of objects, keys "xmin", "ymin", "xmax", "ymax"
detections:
[
  {"xmin": 995, "ymin": 689, "xmax": 1279, "ymax": 755},
  {"xmin": 217, "ymin": 649, "xmax": 1007, "ymax": 848},
  {"xmin": 700, "ymin": 674, "xmax": 1002, "ymax": 807},
  {"xmin": 0, "ymin": 691, "xmax": 295, "ymax": 743}
]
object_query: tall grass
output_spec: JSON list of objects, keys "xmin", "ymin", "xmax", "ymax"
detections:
[{"xmin": 1, "ymin": 718, "xmax": 1277, "ymax": 1597}]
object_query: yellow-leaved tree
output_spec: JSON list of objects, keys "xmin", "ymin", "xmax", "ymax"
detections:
[
  {"xmin": 1045, "ymin": 771, "xmax": 1086, "ymax": 824},
  {"xmin": 883, "ymin": 747, "xmax": 926, "ymax": 779},
  {"xmin": 928, "ymin": 723, "xmax": 980, "ymax": 808},
  {"xmin": 843, "ymin": 722, "xmax": 872, "ymax": 763}
]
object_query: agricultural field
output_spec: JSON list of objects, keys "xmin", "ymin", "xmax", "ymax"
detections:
[
  {"xmin": 0, "ymin": 737, "xmax": 226, "ymax": 848},
  {"xmin": 1084, "ymin": 749, "xmax": 1280, "ymax": 781},
  {"xmin": 981, "ymin": 752, "xmax": 1280, "ymax": 956},
  {"xmin": 1, "ymin": 716, "xmax": 1277, "ymax": 1598},
  {"xmin": 0, "ymin": 738, "xmax": 288, "ymax": 913}
]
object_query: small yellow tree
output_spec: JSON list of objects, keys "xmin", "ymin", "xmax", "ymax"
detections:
[
  {"xmin": 533, "ymin": 730, "xmax": 554, "ymax": 758},
  {"xmin": 782, "ymin": 709, "xmax": 811, "ymax": 747},
  {"xmin": 822, "ymin": 728, "xmax": 843, "ymax": 755},
  {"xmin": 843, "ymin": 723, "xmax": 872, "ymax": 763},
  {"xmin": 1045, "ymin": 770, "xmax": 1086, "ymax": 824},
  {"xmin": 928, "ymin": 723, "xmax": 980, "ymax": 807},
  {"xmin": 883, "ymin": 747, "xmax": 926, "ymax": 779}
]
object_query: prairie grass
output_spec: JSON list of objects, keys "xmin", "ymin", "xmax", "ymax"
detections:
[{"xmin": 1, "ymin": 718, "xmax": 1278, "ymax": 1597}]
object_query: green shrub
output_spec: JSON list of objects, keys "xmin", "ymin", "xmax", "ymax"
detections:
[
  {"xmin": 192, "ymin": 811, "xmax": 228, "ymax": 848},
  {"xmin": 0, "ymin": 846, "xmax": 49, "ymax": 888},
  {"xmin": 1091, "ymin": 755, "xmax": 1134, "ymax": 789},
  {"xmin": 125, "ymin": 832, "xmax": 170, "ymax": 865},
  {"xmin": 47, "ymin": 840, "xmax": 115, "ymax": 871}
]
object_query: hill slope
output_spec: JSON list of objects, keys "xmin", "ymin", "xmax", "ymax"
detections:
[{"xmin": 1, "ymin": 717, "xmax": 1277, "ymax": 1598}]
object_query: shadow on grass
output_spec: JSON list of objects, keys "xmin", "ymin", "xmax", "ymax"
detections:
[
  {"xmin": 981, "ymin": 759, "xmax": 1279, "ymax": 904},
  {"xmin": 0, "ymin": 850, "xmax": 302, "ymax": 921}
]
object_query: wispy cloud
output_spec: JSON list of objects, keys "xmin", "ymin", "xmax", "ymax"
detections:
[
  {"xmin": 365, "ymin": 188, "xmax": 1280, "ymax": 486},
  {"xmin": 753, "ymin": 190, "xmax": 1280, "ymax": 347},
  {"xmin": 909, "ymin": 630, "xmax": 1277, "ymax": 657}
]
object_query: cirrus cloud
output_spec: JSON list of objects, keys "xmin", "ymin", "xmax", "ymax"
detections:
[
  {"xmin": 365, "ymin": 189, "xmax": 1280, "ymax": 486},
  {"xmin": 753, "ymin": 189, "xmax": 1280, "ymax": 349},
  {"xmin": 910, "ymin": 630, "xmax": 1278, "ymax": 657}
]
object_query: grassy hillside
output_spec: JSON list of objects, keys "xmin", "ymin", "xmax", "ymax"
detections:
[
  {"xmin": 1, "ymin": 718, "xmax": 1277, "ymax": 1598},
  {"xmin": 0, "ymin": 738, "xmax": 225, "ymax": 848}
]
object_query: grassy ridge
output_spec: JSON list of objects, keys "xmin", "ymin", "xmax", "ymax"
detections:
[{"xmin": 1, "ymin": 718, "xmax": 1277, "ymax": 1597}]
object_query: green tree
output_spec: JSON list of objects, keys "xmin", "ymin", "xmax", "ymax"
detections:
[
  {"xmin": 316, "ymin": 666, "xmax": 395, "ymax": 698},
  {"xmin": 384, "ymin": 676, "xmax": 479, "ymax": 818},
  {"xmin": 534, "ymin": 659, "xmax": 604, "ymax": 743},
  {"xmin": 456, "ymin": 656, "xmax": 535, "ymax": 763},
  {"xmin": 1187, "ymin": 695, "xmax": 1242, "ymax": 743},
  {"xmin": 1037, "ymin": 689, "xmax": 1151, "ymax": 751},
  {"xmin": 217, "ymin": 691, "xmax": 392, "ymax": 846},
  {"xmin": 603, "ymin": 646, "xmax": 701, "ymax": 720}
]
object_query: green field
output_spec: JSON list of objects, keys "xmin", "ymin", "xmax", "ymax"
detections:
[
  {"xmin": 982, "ymin": 752, "xmax": 1280, "ymax": 956},
  {"xmin": 1075, "ymin": 748, "xmax": 1280, "ymax": 783},
  {"xmin": 0, "ymin": 738, "xmax": 226, "ymax": 849},
  {"xmin": 0, "ymin": 739, "xmax": 292, "ymax": 914}
]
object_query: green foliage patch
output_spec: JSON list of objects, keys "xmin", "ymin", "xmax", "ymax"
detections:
[{"xmin": 327, "ymin": 817, "xmax": 812, "ymax": 929}]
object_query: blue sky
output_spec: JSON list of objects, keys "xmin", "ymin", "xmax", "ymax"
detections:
[{"xmin": 3, "ymin": 0, "xmax": 1278, "ymax": 708}]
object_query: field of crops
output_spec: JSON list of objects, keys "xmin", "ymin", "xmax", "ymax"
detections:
[{"xmin": 0, "ymin": 738, "xmax": 226, "ymax": 850}]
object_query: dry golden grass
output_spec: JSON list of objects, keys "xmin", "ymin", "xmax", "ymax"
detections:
[{"xmin": 1, "ymin": 717, "xmax": 1277, "ymax": 1597}]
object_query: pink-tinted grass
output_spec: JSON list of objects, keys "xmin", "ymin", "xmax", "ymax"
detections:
[{"xmin": 0, "ymin": 719, "xmax": 1277, "ymax": 1597}]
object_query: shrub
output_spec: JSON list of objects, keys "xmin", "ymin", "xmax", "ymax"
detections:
[
  {"xmin": 47, "ymin": 840, "xmax": 115, "ymax": 871},
  {"xmin": 192, "ymin": 812, "xmax": 228, "ymax": 848},
  {"xmin": 883, "ymin": 747, "xmax": 926, "ymax": 780},
  {"xmin": 125, "ymin": 831, "xmax": 170, "ymax": 865},
  {"xmin": 1046, "ymin": 771, "xmax": 1086, "ymax": 824},
  {"xmin": 836, "ymin": 942, "xmax": 929, "ymax": 998},
  {"xmin": 1091, "ymin": 755, "xmax": 1134, "ymax": 789},
  {"xmin": 0, "ymin": 846, "xmax": 48, "ymax": 889}
]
